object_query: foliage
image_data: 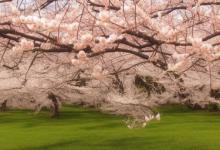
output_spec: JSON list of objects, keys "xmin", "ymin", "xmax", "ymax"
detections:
[
  {"xmin": 207, "ymin": 103, "xmax": 220, "ymax": 112},
  {"xmin": 1, "ymin": 0, "xmax": 220, "ymax": 129},
  {"xmin": 0, "ymin": 0, "xmax": 220, "ymax": 82}
]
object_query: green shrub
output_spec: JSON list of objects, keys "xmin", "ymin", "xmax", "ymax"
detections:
[{"xmin": 207, "ymin": 103, "xmax": 220, "ymax": 112}]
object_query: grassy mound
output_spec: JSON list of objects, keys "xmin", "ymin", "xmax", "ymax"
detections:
[{"xmin": 1, "ymin": 105, "xmax": 220, "ymax": 150}]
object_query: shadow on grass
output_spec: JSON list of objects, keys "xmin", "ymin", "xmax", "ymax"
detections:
[
  {"xmin": 0, "ymin": 108, "xmax": 123, "ymax": 129},
  {"xmin": 16, "ymin": 137, "xmax": 151, "ymax": 150},
  {"xmin": 16, "ymin": 140, "xmax": 80, "ymax": 150},
  {"xmin": 16, "ymin": 136, "xmax": 198, "ymax": 150}
]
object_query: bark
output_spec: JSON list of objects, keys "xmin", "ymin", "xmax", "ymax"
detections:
[
  {"xmin": 0, "ymin": 100, "xmax": 7, "ymax": 112},
  {"xmin": 47, "ymin": 92, "xmax": 59, "ymax": 117}
]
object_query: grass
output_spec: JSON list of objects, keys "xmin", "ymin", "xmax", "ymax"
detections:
[{"xmin": 1, "ymin": 105, "xmax": 220, "ymax": 150}]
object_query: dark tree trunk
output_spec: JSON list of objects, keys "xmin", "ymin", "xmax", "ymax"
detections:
[
  {"xmin": 0, "ymin": 100, "xmax": 7, "ymax": 112},
  {"xmin": 113, "ymin": 74, "xmax": 125, "ymax": 94},
  {"xmin": 47, "ymin": 92, "xmax": 59, "ymax": 117}
]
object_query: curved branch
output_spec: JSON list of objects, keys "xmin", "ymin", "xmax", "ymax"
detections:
[{"xmin": 88, "ymin": 47, "xmax": 149, "ymax": 59}]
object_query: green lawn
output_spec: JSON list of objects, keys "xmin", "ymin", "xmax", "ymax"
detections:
[{"xmin": 1, "ymin": 105, "xmax": 220, "ymax": 150}]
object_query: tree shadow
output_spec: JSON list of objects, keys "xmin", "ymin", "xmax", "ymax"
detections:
[
  {"xmin": 13, "ymin": 137, "xmax": 152, "ymax": 150},
  {"xmin": 15, "ymin": 140, "xmax": 80, "ymax": 150},
  {"xmin": 0, "ymin": 107, "xmax": 123, "ymax": 129}
]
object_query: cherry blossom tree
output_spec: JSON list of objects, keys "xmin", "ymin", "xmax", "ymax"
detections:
[
  {"xmin": 0, "ymin": 0, "xmax": 220, "ymax": 119},
  {"xmin": 0, "ymin": 0, "xmax": 219, "ymax": 76}
]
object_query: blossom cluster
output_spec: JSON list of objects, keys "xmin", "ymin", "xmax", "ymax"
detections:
[
  {"xmin": 2, "ymin": 0, "xmax": 220, "ymax": 77},
  {"xmin": 12, "ymin": 38, "xmax": 34, "ymax": 53}
]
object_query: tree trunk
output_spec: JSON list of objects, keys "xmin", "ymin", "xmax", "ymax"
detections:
[
  {"xmin": 47, "ymin": 92, "xmax": 59, "ymax": 117},
  {"xmin": 0, "ymin": 100, "xmax": 7, "ymax": 112}
]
